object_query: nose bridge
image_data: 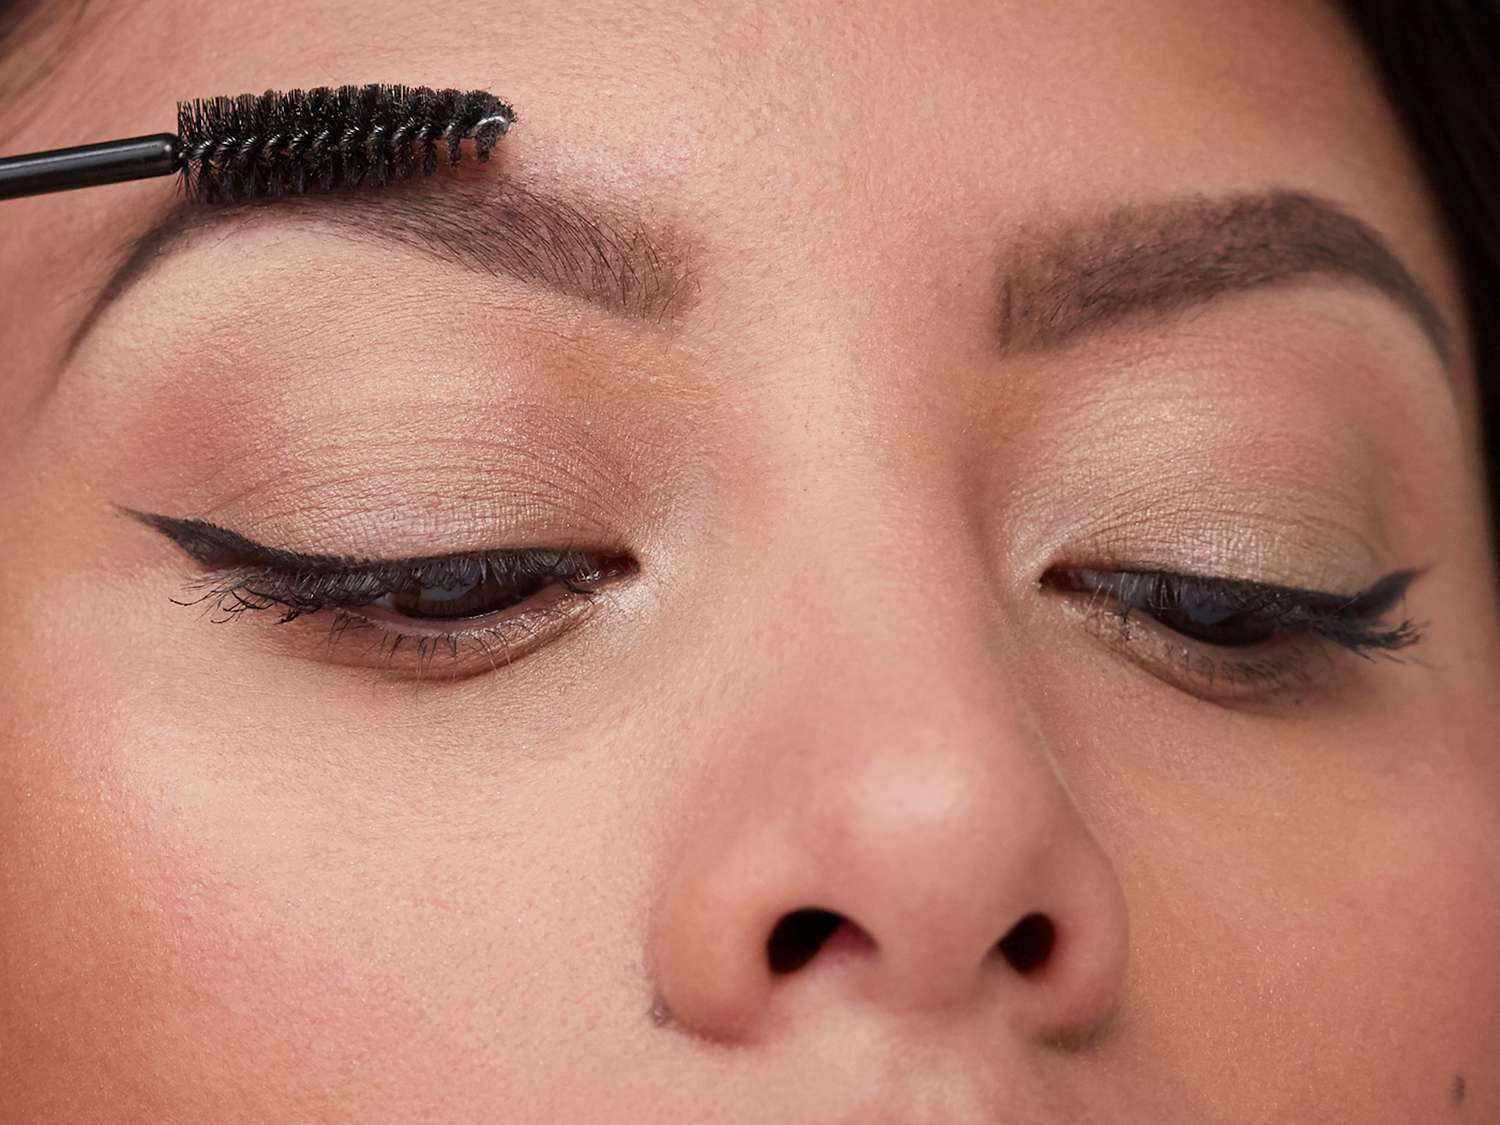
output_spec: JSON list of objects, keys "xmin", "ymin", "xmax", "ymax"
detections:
[
  {"xmin": 726, "ymin": 418, "xmax": 1067, "ymax": 899},
  {"xmin": 736, "ymin": 480, "xmax": 1011, "ymax": 761},
  {"xmin": 748, "ymin": 404, "xmax": 1005, "ymax": 707},
  {"xmin": 763, "ymin": 520, "xmax": 1046, "ymax": 820},
  {"xmin": 754, "ymin": 449, "xmax": 1031, "ymax": 790}
]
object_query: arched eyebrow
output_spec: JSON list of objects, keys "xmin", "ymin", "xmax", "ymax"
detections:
[
  {"xmin": 992, "ymin": 188, "xmax": 1450, "ymax": 367},
  {"xmin": 61, "ymin": 180, "xmax": 1448, "ymax": 381},
  {"xmin": 63, "ymin": 172, "xmax": 703, "ymax": 366}
]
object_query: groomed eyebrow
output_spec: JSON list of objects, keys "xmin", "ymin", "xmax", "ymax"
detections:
[
  {"xmin": 66, "ymin": 173, "xmax": 702, "ymax": 363},
  {"xmin": 993, "ymin": 188, "xmax": 1450, "ymax": 366},
  {"xmin": 65, "ymin": 181, "xmax": 1447, "ymax": 380}
]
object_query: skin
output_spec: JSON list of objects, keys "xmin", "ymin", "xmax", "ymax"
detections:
[{"xmin": 1, "ymin": 0, "xmax": 1498, "ymax": 1120}]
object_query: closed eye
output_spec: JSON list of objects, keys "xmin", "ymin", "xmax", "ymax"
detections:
[
  {"xmin": 1043, "ymin": 566, "xmax": 1425, "ymax": 652},
  {"xmin": 122, "ymin": 507, "xmax": 636, "ymax": 677},
  {"xmin": 1039, "ymin": 564, "xmax": 1428, "ymax": 703}
]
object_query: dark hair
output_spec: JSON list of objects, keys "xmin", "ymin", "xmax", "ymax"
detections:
[
  {"xmin": 1342, "ymin": 1, "xmax": 1500, "ymax": 560},
  {"xmin": 2, "ymin": 0, "xmax": 1498, "ymax": 555}
]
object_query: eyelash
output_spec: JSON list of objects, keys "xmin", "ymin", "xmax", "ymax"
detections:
[
  {"xmin": 186, "ymin": 552, "xmax": 607, "ymax": 621},
  {"xmin": 140, "ymin": 510, "xmax": 634, "ymax": 677},
  {"xmin": 132, "ymin": 510, "xmax": 1425, "ymax": 696},
  {"xmin": 188, "ymin": 560, "xmax": 610, "ymax": 675},
  {"xmin": 1041, "ymin": 566, "xmax": 1426, "ymax": 699}
]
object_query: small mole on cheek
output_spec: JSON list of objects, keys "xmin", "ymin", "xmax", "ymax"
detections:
[{"xmin": 1450, "ymin": 1073, "xmax": 1465, "ymax": 1107}]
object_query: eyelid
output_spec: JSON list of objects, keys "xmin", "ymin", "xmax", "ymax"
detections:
[
  {"xmin": 166, "ymin": 552, "xmax": 631, "ymax": 680},
  {"xmin": 1044, "ymin": 566, "xmax": 1423, "ymax": 624},
  {"xmin": 121, "ymin": 506, "xmax": 535, "ymax": 573},
  {"xmin": 1042, "ymin": 564, "xmax": 1428, "ymax": 704},
  {"xmin": 213, "ymin": 550, "xmax": 625, "ymax": 620},
  {"xmin": 128, "ymin": 506, "xmax": 637, "ymax": 679}
]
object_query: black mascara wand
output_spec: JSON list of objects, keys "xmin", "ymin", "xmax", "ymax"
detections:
[{"xmin": 0, "ymin": 84, "xmax": 515, "ymax": 203}]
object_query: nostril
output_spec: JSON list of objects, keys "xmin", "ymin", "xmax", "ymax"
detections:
[
  {"xmin": 995, "ymin": 912, "xmax": 1055, "ymax": 975},
  {"xmin": 766, "ymin": 908, "xmax": 846, "ymax": 974}
]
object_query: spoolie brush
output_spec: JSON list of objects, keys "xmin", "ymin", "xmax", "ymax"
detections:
[{"xmin": 0, "ymin": 84, "xmax": 515, "ymax": 203}]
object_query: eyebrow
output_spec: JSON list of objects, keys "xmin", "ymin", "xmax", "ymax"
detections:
[
  {"xmin": 65, "ymin": 182, "xmax": 1447, "ymax": 379},
  {"xmin": 992, "ymin": 188, "xmax": 1449, "ymax": 366},
  {"xmin": 65, "ymin": 172, "xmax": 701, "ymax": 363}
]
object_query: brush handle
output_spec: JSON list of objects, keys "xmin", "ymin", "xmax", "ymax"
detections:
[{"xmin": 0, "ymin": 134, "xmax": 180, "ymax": 201}]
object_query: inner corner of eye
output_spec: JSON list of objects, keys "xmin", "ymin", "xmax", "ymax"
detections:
[
  {"xmin": 1037, "ymin": 566, "xmax": 1092, "ymax": 592},
  {"xmin": 604, "ymin": 551, "xmax": 640, "ymax": 573}
]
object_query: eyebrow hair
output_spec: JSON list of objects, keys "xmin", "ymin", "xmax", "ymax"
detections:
[
  {"xmin": 993, "ymin": 188, "xmax": 1450, "ymax": 366},
  {"xmin": 65, "ymin": 172, "xmax": 701, "ymax": 363},
  {"xmin": 63, "ymin": 181, "xmax": 1446, "ymax": 383}
]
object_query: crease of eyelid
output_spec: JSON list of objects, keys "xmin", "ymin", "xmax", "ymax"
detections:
[
  {"xmin": 123, "ymin": 428, "xmax": 641, "ymax": 547},
  {"xmin": 1049, "ymin": 488, "xmax": 1389, "ymax": 589},
  {"xmin": 116, "ymin": 505, "xmax": 615, "ymax": 575},
  {"xmin": 111, "ymin": 431, "xmax": 637, "ymax": 559},
  {"xmin": 188, "ymin": 481, "xmax": 625, "ymax": 557}
]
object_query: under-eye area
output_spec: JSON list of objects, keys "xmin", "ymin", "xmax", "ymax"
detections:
[
  {"xmin": 124, "ymin": 507, "xmax": 637, "ymax": 677},
  {"xmin": 1039, "ymin": 564, "xmax": 1428, "ymax": 704}
]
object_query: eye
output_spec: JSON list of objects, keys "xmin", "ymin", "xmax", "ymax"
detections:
[
  {"xmin": 1040, "ymin": 564, "xmax": 1426, "ymax": 701},
  {"xmin": 202, "ymin": 546, "xmax": 630, "ymax": 677},
  {"xmin": 372, "ymin": 552, "xmax": 591, "ymax": 622},
  {"xmin": 125, "ymin": 509, "xmax": 636, "ymax": 678},
  {"xmin": 1057, "ymin": 569, "xmax": 1280, "ymax": 647}
]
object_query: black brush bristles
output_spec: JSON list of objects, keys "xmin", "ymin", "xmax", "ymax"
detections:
[{"xmin": 176, "ymin": 85, "xmax": 515, "ymax": 204}]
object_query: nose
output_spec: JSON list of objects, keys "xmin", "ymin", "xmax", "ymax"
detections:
[{"xmin": 645, "ymin": 570, "xmax": 1131, "ymax": 1047}]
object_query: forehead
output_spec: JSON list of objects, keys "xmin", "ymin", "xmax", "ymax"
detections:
[
  {"xmin": 0, "ymin": 0, "xmax": 1469, "ymax": 374},
  {"xmin": 1, "ymin": 2, "xmax": 1393, "ymax": 174}
]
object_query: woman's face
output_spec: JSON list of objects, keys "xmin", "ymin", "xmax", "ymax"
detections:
[{"xmin": 2, "ymin": 0, "xmax": 1497, "ymax": 1119}]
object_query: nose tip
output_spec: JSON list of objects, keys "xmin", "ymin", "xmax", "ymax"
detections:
[{"xmin": 646, "ymin": 763, "xmax": 1129, "ymax": 1046}]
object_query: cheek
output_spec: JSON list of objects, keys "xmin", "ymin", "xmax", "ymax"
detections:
[
  {"xmin": 0, "ymin": 694, "xmax": 621, "ymax": 1120},
  {"xmin": 1300, "ymin": 783, "xmax": 1500, "ymax": 1108},
  {"xmin": 0, "ymin": 723, "xmax": 396, "ymax": 1118},
  {"xmin": 1122, "ymin": 773, "xmax": 1500, "ymax": 1121}
]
